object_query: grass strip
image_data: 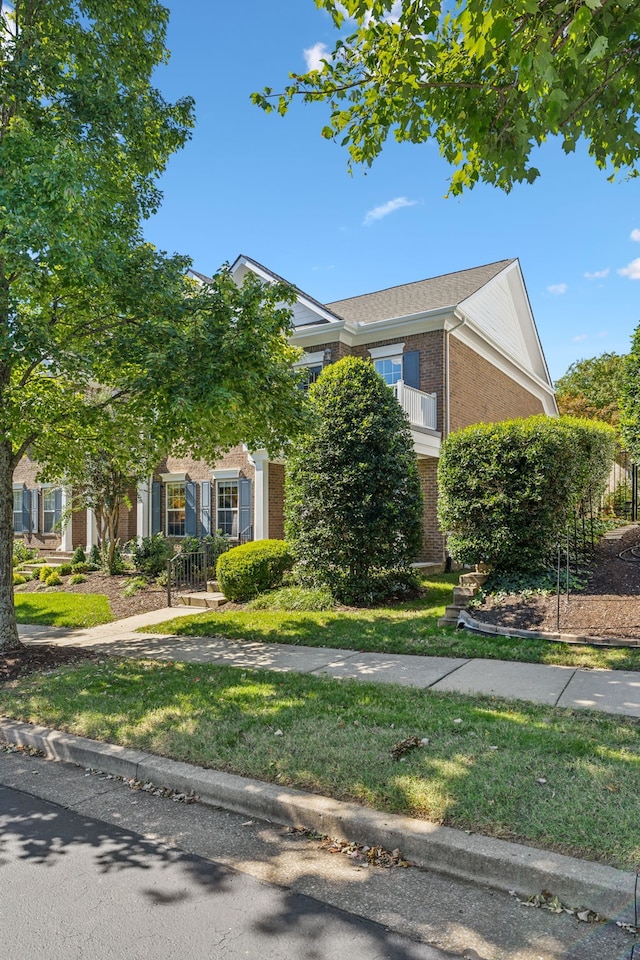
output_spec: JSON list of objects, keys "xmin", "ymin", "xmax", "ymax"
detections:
[
  {"xmin": 150, "ymin": 574, "xmax": 640, "ymax": 672},
  {"xmin": 2, "ymin": 655, "xmax": 639, "ymax": 870},
  {"xmin": 14, "ymin": 593, "xmax": 113, "ymax": 628}
]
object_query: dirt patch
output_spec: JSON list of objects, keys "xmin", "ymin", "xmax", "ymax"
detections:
[
  {"xmin": 16, "ymin": 572, "xmax": 168, "ymax": 620},
  {"xmin": 472, "ymin": 526, "xmax": 640, "ymax": 640},
  {"xmin": 0, "ymin": 645, "xmax": 100, "ymax": 683}
]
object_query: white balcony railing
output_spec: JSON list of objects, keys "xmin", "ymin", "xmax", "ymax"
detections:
[{"xmin": 393, "ymin": 381, "xmax": 437, "ymax": 431}]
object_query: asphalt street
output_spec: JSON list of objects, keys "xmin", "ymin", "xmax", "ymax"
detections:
[
  {"xmin": 0, "ymin": 779, "xmax": 450, "ymax": 960},
  {"xmin": 0, "ymin": 751, "xmax": 635, "ymax": 960}
]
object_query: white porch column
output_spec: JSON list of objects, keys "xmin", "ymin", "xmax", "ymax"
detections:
[
  {"xmin": 59, "ymin": 485, "xmax": 74, "ymax": 552},
  {"xmin": 137, "ymin": 477, "xmax": 152, "ymax": 542},
  {"xmin": 85, "ymin": 507, "xmax": 98, "ymax": 552},
  {"xmin": 249, "ymin": 450, "xmax": 270, "ymax": 541}
]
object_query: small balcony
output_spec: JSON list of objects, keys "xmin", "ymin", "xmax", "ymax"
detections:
[{"xmin": 393, "ymin": 381, "xmax": 438, "ymax": 431}]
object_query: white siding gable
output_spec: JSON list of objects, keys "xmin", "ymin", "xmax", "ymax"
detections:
[
  {"xmin": 460, "ymin": 262, "xmax": 548, "ymax": 382},
  {"xmin": 231, "ymin": 258, "xmax": 339, "ymax": 329}
]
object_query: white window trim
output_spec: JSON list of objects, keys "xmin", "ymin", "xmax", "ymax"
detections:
[
  {"xmin": 293, "ymin": 350, "xmax": 325, "ymax": 368},
  {"xmin": 368, "ymin": 342, "xmax": 405, "ymax": 360},
  {"xmin": 216, "ymin": 478, "xmax": 239, "ymax": 539},
  {"xmin": 212, "ymin": 468, "xmax": 241, "ymax": 480},
  {"xmin": 165, "ymin": 480, "xmax": 186, "ymax": 538},
  {"xmin": 42, "ymin": 486, "xmax": 58, "ymax": 535},
  {"xmin": 159, "ymin": 472, "xmax": 187, "ymax": 483}
]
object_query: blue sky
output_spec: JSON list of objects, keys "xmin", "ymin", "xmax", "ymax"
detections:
[{"xmin": 145, "ymin": 1, "xmax": 640, "ymax": 384}]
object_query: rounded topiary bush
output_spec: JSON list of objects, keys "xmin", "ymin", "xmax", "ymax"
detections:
[
  {"xmin": 45, "ymin": 572, "xmax": 63, "ymax": 586},
  {"xmin": 38, "ymin": 565, "xmax": 54, "ymax": 582},
  {"xmin": 216, "ymin": 540, "xmax": 293, "ymax": 602}
]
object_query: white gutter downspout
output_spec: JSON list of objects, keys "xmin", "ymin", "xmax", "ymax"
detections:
[{"xmin": 445, "ymin": 313, "xmax": 466, "ymax": 436}]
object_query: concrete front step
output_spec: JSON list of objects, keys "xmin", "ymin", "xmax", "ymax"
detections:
[
  {"xmin": 175, "ymin": 591, "xmax": 228, "ymax": 610},
  {"xmin": 438, "ymin": 603, "xmax": 465, "ymax": 627}
]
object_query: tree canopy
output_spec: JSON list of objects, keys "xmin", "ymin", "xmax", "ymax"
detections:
[
  {"xmin": 285, "ymin": 356, "xmax": 423, "ymax": 604},
  {"xmin": 253, "ymin": 0, "xmax": 640, "ymax": 194},
  {"xmin": 554, "ymin": 352, "xmax": 627, "ymax": 427},
  {"xmin": 0, "ymin": 2, "xmax": 306, "ymax": 650}
]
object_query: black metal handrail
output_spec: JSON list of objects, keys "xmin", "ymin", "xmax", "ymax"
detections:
[{"xmin": 166, "ymin": 539, "xmax": 229, "ymax": 607}]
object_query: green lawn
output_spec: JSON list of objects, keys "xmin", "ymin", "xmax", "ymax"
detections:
[
  {"xmin": 151, "ymin": 574, "xmax": 640, "ymax": 671},
  {"xmin": 14, "ymin": 593, "xmax": 113, "ymax": 628},
  {"xmin": 2, "ymin": 655, "xmax": 639, "ymax": 870}
]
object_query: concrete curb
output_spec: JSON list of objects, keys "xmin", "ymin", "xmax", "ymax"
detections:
[
  {"xmin": 458, "ymin": 608, "xmax": 640, "ymax": 648},
  {"xmin": 2, "ymin": 716, "xmax": 636, "ymax": 924}
]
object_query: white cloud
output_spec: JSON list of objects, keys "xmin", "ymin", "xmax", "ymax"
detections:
[
  {"xmin": 363, "ymin": 196, "xmax": 419, "ymax": 226},
  {"xmin": 336, "ymin": 1, "xmax": 402, "ymax": 25},
  {"xmin": 630, "ymin": 229, "xmax": 640, "ymax": 242},
  {"xmin": 572, "ymin": 334, "xmax": 588, "ymax": 342},
  {"xmin": 303, "ymin": 42, "xmax": 330, "ymax": 72},
  {"xmin": 618, "ymin": 258, "xmax": 640, "ymax": 280},
  {"xmin": 547, "ymin": 283, "xmax": 568, "ymax": 295},
  {"xmin": 584, "ymin": 268, "xmax": 609, "ymax": 279}
]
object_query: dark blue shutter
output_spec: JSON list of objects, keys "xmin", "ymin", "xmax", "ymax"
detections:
[
  {"xmin": 151, "ymin": 482, "xmax": 161, "ymax": 535},
  {"xmin": 54, "ymin": 488, "xmax": 63, "ymax": 528},
  {"xmin": 403, "ymin": 350, "xmax": 420, "ymax": 389},
  {"xmin": 239, "ymin": 478, "xmax": 253, "ymax": 542},
  {"xmin": 31, "ymin": 488, "xmax": 39, "ymax": 533},
  {"xmin": 200, "ymin": 480, "xmax": 211, "ymax": 536},
  {"xmin": 22, "ymin": 489, "xmax": 31, "ymax": 533},
  {"xmin": 185, "ymin": 481, "xmax": 197, "ymax": 537}
]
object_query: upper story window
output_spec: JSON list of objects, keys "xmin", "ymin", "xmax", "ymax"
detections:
[
  {"xmin": 369, "ymin": 342, "xmax": 405, "ymax": 388},
  {"xmin": 373, "ymin": 356, "xmax": 402, "ymax": 386},
  {"xmin": 295, "ymin": 350, "xmax": 329, "ymax": 391},
  {"xmin": 166, "ymin": 481, "xmax": 186, "ymax": 537}
]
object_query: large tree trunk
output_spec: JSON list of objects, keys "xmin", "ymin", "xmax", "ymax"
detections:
[{"xmin": 0, "ymin": 438, "xmax": 22, "ymax": 651}]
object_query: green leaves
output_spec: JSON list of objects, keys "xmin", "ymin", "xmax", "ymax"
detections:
[
  {"xmin": 254, "ymin": 0, "xmax": 640, "ymax": 193},
  {"xmin": 438, "ymin": 416, "xmax": 616, "ymax": 571}
]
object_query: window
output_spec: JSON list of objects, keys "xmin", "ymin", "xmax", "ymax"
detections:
[
  {"xmin": 13, "ymin": 489, "xmax": 23, "ymax": 533},
  {"xmin": 166, "ymin": 482, "xmax": 186, "ymax": 537},
  {"xmin": 300, "ymin": 364, "xmax": 323, "ymax": 391},
  {"xmin": 374, "ymin": 356, "xmax": 403, "ymax": 386},
  {"xmin": 43, "ymin": 488, "xmax": 59, "ymax": 534},
  {"xmin": 217, "ymin": 480, "xmax": 238, "ymax": 537}
]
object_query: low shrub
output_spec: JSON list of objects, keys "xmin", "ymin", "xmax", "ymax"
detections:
[
  {"xmin": 122, "ymin": 576, "xmax": 147, "ymax": 597},
  {"xmin": 71, "ymin": 561, "xmax": 90, "ymax": 573},
  {"xmin": 70, "ymin": 573, "xmax": 87, "ymax": 584},
  {"xmin": 13, "ymin": 572, "xmax": 27, "ymax": 586},
  {"xmin": 45, "ymin": 572, "xmax": 63, "ymax": 587},
  {"xmin": 131, "ymin": 534, "xmax": 175, "ymax": 578},
  {"xmin": 247, "ymin": 585, "xmax": 337, "ymax": 612},
  {"xmin": 72, "ymin": 546, "xmax": 86, "ymax": 565},
  {"xmin": 38, "ymin": 565, "xmax": 54, "ymax": 582},
  {"xmin": 326, "ymin": 568, "xmax": 422, "ymax": 606},
  {"xmin": 59, "ymin": 563, "xmax": 73, "ymax": 576},
  {"xmin": 13, "ymin": 541, "xmax": 38, "ymax": 567},
  {"xmin": 216, "ymin": 540, "xmax": 293, "ymax": 602},
  {"xmin": 88, "ymin": 544, "xmax": 101, "ymax": 568}
]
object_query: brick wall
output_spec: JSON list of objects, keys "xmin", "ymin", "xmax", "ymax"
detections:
[
  {"xmin": 449, "ymin": 337, "xmax": 545, "ymax": 432},
  {"xmin": 268, "ymin": 463, "xmax": 286, "ymax": 540},
  {"xmin": 417, "ymin": 457, "xmax": 446, "ymax": 563}
]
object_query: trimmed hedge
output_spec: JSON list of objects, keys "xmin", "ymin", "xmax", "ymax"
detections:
[
  {"xmin": 216, "ymin": 540, "xmax": 293, "ymax": 602},
  {"xmin": 437, "ymin": 415, "xmax": 616, "ymax": 572}
]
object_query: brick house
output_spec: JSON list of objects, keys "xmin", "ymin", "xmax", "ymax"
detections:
[{"xmin": 12, "ymin": 255, "xmax": 557, "ymax": 564}]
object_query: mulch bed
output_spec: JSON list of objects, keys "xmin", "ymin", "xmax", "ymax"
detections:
[
  {"xmin": 0, "ymin": 645, "xmax": 100, "ymax": 683},
  {"xmin": 472, "ymin": 525, "xmax": 640, "ymax": 640}
]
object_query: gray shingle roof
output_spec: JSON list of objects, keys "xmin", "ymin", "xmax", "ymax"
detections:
[{"xmin": 326, "ymin": 259, "xmax": 515, "ymax": 324}]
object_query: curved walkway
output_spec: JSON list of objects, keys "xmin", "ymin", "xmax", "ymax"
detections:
[{"xmin": 18, "ymin": 606, "xmax": 640, "ymax": 719}]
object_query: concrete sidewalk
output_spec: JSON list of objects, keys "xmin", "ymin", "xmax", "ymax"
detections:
[{"xmin": 18, "ymin": 606, "xmax": 640, "ymax": 719}]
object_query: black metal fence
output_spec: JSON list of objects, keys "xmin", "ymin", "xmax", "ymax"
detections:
[{"xmin": 166, "ymin": 538, "xmax": 229, "ymax": 607}]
